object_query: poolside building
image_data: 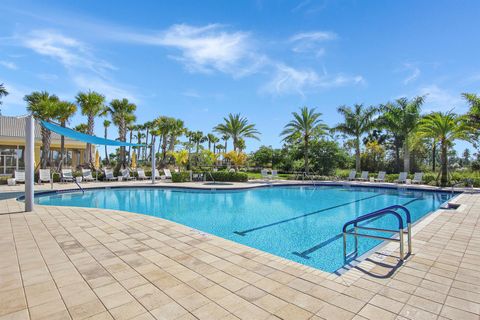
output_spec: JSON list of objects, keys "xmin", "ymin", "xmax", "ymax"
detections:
[{"xmin": 0, "ymin": 115, "xmax": 89, "ymax": 175}]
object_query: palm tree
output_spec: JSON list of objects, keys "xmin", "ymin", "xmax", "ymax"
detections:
[
  {"xmin": 281, "ymin": 107, "xmax": 328, "ymax": 173},
  {"xmin": 74, "ymin": 123, "xmax": 89, "ymax": 133},
  {"xmin": 0, "ymin": 83, "xmax": 9, "ymax": 115},
  {"xmin": 462, "ymin": 93, "xmax": 480, "ymax": 144},
  {"xmin": 335, "ymin": 104, "xmax": 378, "ymax": 172},
  {"xmin": 222, "ymin": 134, "xmax": 229, "ymax": 151},
  {"xmin": 190, "ymin": 131, "xmax": 206, "ymax": 154},
  {"xmin": 24, "ymin": 91, "xmax": 60, "ymax": 168},
  {"xmin": 56, "ymin": 101, "xmax": 77, "ymax": 169},
  {"xmin": 127, "ymin": 124, "xmax": 137, "ymax": 164},
  {"xmin": 211, "ymin": 136, "xmax": 220, "ymax": 154},
  {"xmin": 143, "ymin": 121, "xmax": 154, "ymax": 161},
  {"xmin": 168, "ymin": 119, "xmax": 185, "ymax": 153},
  {"xmin": 153, "ymin": 116, "xmax": 175, "ymax": 164},
  {"xmin": 417, "ymin": 111, "xmax": 470, "ymax": 186},
  {"xmin": 380, "ymin": 96, "xmax": 424, "ymax": 173},
  {"xmin": 103, "ymin": 120, "xmax": 111, "ymax": 164},
  {"xmin": 214, "ymin": 113, "xmax": 260, "ymax": 151},
  {"xmin": 104, "ymin": 98, "xmax": 137, "ymax": 169},
  {"xmin": 76, "ymin": 91, "xmax": 105, "ymax": 165},
  {"xmin": 206, "ymin": 133, "xmax": 217, "ymax": 152}
]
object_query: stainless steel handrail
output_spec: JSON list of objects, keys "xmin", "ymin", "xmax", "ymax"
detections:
[
  {"xmin": 73, "ymin": 178, "xmax": 85, "ymax": 194},
  {"xmin": 342, "ymin": 205, "xmax": 412, "ymax": 261}
]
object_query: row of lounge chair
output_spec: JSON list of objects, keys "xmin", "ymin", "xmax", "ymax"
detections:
[
  {"xmin": 13, "ymin": 168, "xmax": 176, "ymax": 184},
  {"xmin": 261, "ymin": 169, "xmax": 278, "ymax": 180},
  {"xmin": 346, "ymin": 170, "xmax": 424, "ymax": 184}
]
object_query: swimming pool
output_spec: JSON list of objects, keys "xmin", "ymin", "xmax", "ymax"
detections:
[{"xmin": 34, "ymin": 185, "xmax": 455, "ymax": 272}]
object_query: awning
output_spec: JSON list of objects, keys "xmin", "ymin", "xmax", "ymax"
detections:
[{"xmin": 41, "ymin": 120, "xmax": 144, "ymax": 147}]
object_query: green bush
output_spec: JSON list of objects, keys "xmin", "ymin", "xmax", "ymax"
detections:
[
  {"xmin": 172, "ymin": 172, "xmax": 191, "ymax": 182},
  {"xmin": 206, "ymin": 171, "xmax": 248, "ymax": 182}
]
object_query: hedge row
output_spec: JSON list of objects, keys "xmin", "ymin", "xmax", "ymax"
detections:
[{"xmin": 206, "ymin": 171, "xmax": 248, "ymax": 182}]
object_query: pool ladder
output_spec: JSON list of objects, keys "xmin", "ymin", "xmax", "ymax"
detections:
[{"xmin": 342, "ymin": 205, "xmax": 412, "ymax": 261}]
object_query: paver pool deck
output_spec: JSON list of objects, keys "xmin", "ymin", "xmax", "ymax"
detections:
[{"xmin": 0, "ymin": 180, "xmax": 479, "ymax": 320}]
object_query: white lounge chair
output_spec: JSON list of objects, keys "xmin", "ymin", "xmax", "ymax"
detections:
[
  {"xmin": 347, "ymin": 170, "xmax": 356, "ymax": 181},
  {"xmin": 356, "ymin": 171, "xmax": 369, "ymax": 181},
  {"xmin": 154, "ymin": 169, "xmax": 161, "ymax": 180},
  {"xmin": 412, "ymin": 172, "xmax": 424, "ymax": 184},
  {"xmin": 82, "ymin": 169, "xmax": 95, "ymax": 182},
  {"xmin": 14, "ymin": 170, "xmax": 25, "ymax": 183},
  {"xmin": 163, "ymin": 169, "xmax": 172, "ymax": 181},
  {"xmin": 39, "ymin": 169, "xmax": 51, "ymax": 184},
  {"xmin": 137, "ymin": 169, "xmax": 148, "ymax": 180},
  {"xmin": 395, "ymin": 172, "xmax": 408, "ymax": 184},
  {"xmin": 261, "ymin": 169, "xmax": 269, "ymax": 180},
  {"xmin": 61, "ymin": 168, "xmax": 74, "ymax": 183},
  {"xmin": 103, "ymin": 169, "xmax": 116, "ymax": 181},
  {"xmin": 271, "ymin": 170, "xmax": 278, "ymax": 180},
  {"xmin": 121, "ymin": 168, "xmax": 135, "ymax": 181},
  {"xmin": 374, "ymin": 171, "xmax": 386, "ymax": 182}
]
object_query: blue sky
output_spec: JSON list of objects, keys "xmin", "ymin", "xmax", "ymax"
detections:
[{"xmin": 1, "ymin": 0, "xmax": 479, "ymax": 154}]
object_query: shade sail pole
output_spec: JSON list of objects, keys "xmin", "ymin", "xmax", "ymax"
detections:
[
  {"xmin": 25, "ymin": 115, "xmax": 35, "ymax": 212},
  {"xmin": 151, "ymin": 136, "xmax": 156, "ymax": 184}
]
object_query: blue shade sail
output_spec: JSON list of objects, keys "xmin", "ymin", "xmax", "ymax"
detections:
[{"xmin": 41, "ymin": 120, "xmax": 144, "ymax": 147}]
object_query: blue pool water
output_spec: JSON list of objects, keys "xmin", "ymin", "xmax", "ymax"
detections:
[{"xmin": 34, "ymin": 185, "xmax": 454, "ymax": 272}]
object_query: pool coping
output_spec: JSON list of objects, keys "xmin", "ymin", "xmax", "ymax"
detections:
[{"xmin": 22, "ymin": 181, "xmax": 465, "ymax": 279}]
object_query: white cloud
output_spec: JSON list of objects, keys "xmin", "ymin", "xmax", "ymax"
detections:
[
  {"xmin": 119, "ymin": 24, "xmax": 264, "ymax": 77},
  {"xmin": 289, "ymin": 31, "xmax": 337, "ymax": 56},
  {"xmin": 0, "ymin": 81, "xmax": 30, "ymax": 113},
  {"xmin": 72, "ymin": 74, "xmax": 139, "ymax": 103},
  {"xmin": 20, "ymin": 29, "xmax": 114, "ymax": 75},
  {"xmin": 418, "ymin": 85, "xmax": 465, "ymax": 112},
  {"xmin": 263, "ymin": 63, "xmax": 364, "ymax": 96},
  {"xmin": 403, "ymin": 63, "xmax": 420, "ymax": 85},
  {"xmin": 0, "ymin": 61, "xmax": 18, "ymax": 70}
]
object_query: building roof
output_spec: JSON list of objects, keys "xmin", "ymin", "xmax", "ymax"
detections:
[{"xmin": 0, "ymin": 115, "xmax": 81, "ymax": 143}]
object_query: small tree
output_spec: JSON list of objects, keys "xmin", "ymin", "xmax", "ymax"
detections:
[
  {"xmin": 168, "ymin": 150, "xmax": 189, "ymax": 170},
  {"xmin": 224, "ymin": 151, "xmax": 247, "ymax": 171}
]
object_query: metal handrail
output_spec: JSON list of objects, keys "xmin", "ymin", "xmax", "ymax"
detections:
[
  {"xmin": 73, "ymin": 178, "xmax": 85, "ymax": 194},
  {"xmin": 206, "ymin": 171, "xmax": 216, "ymax": 184},
  {"xmin": 342, "ymin": 205, "xmax": 412, "ymax": 261},
  {"xmin": 303, "ymin": 172, "xmax": 317, "ymax": 188}
]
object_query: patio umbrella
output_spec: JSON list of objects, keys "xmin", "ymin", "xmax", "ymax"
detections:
[{"xmin": 131, "ymin": 151, "xmax": 137, "ymax": 170}]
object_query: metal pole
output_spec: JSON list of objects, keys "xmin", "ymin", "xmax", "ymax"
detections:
[
  {"xmin": 407, "ymin": 223, "xmax": 412, "ymax": 254},
  {"xmin": 25, "ymin": 115, "xmax": 34, "ymax": 212},
  {"xmin": 151, "ymin": 137, "xmax": 156, "ymax": 184},
  {"xmin": 399, "ymin": 231, "xmax": 405, "ymax": 261}
]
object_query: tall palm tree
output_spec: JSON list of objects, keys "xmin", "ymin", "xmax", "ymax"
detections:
[
  {"xmin": 211, "ymin": 136, "xmax": 220, "ymax": 154},
  {"xmin": 24, "ymin": 91, "xmax": 60, "ymax": 168},
  {"xmin": 190, "ymin": 131, "xmax": 206, "ymax": 154},
  {"xmin": 335, "ymin": 104, "xmax": 378, "ymax": 172},
  {"xmin": 104, "ymin": 98, "xmax": 137, "ymax": 168},
  {"xmin": 380, "ymin": 96, "xmax": 424, "ymax": 173},
  {"xmin": 206, "ymin": 133, "xmax": 217, "ymax": 152},
  {"xmin": 214, "ymin": 113, "xmax": 260, "ymax": 151},
  {"xmin": 76, "ymin": 91, "xmax": 105, "ymax": 165},
  {"xmin": 103, "ymin": 120, "xmax": 111, "ymax": 164},
  {"xmin": 143, "ymin": 121, "xmax": 152, "ymax": 161},
  {"xmin": 281, "ymin": 107, "xmax": 328, "ymax": 173},
  {"xmin": 417, "ymin": 111, "xmax": 470, "ymax": 186},
  {"xmin": 56, "ymin": 101, "xmax": 77, "ymax": 169},
  {"xmin": 153, "ymin": 116, "xmax": 175, "ymax": 164},
  {"xmin": 127, "ymin": 124, "xmax": 137, "ymax": 164},
  {"xmin": 462, "ymin": 93, "xmax": 480, "ymax": 144},
  {"xmin": 168, "ymin": 119, "xmax": 185, "ymax": 153},
  {"xmin": 0, "ymin": 83, "xmax": 9, "ymax": 115},
  {"xmin": 222, "ymin": 134, "xmax": 229, "ymax": 151}
]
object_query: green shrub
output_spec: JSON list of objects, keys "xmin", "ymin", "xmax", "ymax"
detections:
[
  {"xmin": 172, "ymin": 172, "xmax": 191, "ymax": 182},
  {"xmin": 206, "ymin": 171, "xmax": 248, "ymax": 182}
]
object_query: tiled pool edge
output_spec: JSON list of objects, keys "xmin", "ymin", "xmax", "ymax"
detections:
[{"xmin": 24, "ymin": 191, "xmax": 465, "ymax": 284}]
